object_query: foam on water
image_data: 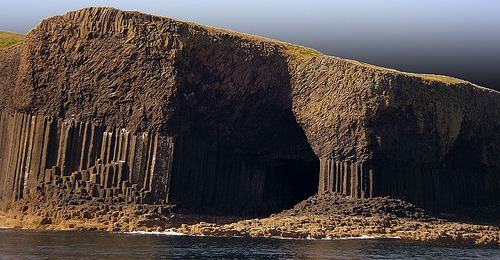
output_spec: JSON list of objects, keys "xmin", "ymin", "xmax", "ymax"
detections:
[
  {"xmin": 124, "ymin": 230, "xmax": 185, "ymax": 236},
  {"xmin": 327, "ymin": 235, "xmax": 401, "ymax": 240},
  {"xmin": 123, "ymin": 229, "xmax": 401, "ymax": 241}
]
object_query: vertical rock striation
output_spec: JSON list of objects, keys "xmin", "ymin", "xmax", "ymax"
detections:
[
  {"xmin": 318, "ymin": 160, "xmax": 374, "ymax": 199},
  {"xmin": 0, "ymin": 111, "xmax": 174, "ymax": 204}
]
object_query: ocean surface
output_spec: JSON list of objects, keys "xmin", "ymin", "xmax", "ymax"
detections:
[{"xmin": 0, "ymin": 228, "xmax": 499, "ymax": 259}]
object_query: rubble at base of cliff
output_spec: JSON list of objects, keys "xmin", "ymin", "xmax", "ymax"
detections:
[{"xmin": 1, "ymin": 191, "xmax": 498, "ymax": 248}]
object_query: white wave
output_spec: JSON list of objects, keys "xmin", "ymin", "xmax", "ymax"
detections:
[
  {"xmin": 124, "ymin": 230, "xmax": 185, "ymax": 236},
  {"xmin": 274, "ymin": 234, "xmax": 401, "ymax": 241},
  {"xmin": 122, "ymin": 230, "xmax": 402, "ymax": 241},
  {"xmin": 327, "ymin": 235, "xmax": 401, "ymax": 240}
]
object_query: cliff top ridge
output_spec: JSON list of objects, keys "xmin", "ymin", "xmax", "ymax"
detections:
[{"xmin": 27, "ymin": 7, "xmax": 496, "ymax": 92}]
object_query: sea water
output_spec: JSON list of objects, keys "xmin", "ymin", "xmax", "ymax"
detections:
[{"xmin": 0, "ymin": 228, "xmax": 498, "ymax": 259}]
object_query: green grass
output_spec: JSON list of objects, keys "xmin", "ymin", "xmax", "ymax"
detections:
[
  {"xmin": 407, "ymin": 73, "xmax": 468, "ymax": 84},
  {"xmin": 0, "ymin": 31, "xmax": 25, "ymax": 49},
  {"xmin": 283, "ymin": 43, "xmax": 322, "ymax": 59},
  {"xmin": 351, "ymin": 60, "xmax": 469, "ymax": 85}
]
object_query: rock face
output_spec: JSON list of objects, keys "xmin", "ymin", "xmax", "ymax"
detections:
[
  {"xmin": 0, "ymin": 7, "xmax": 499, "ymax": 214},
  {"xmin": 0, "ymin": 111, "xmax": 174, "ymax": 205},
  {"xmin": 292, "ymin": 57, "xmax": 500, "ymax": 211}
]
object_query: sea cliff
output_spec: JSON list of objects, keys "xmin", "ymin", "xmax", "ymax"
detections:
[{"xmin": 0, "ymin": 7, "xmax": 499, "ymax": 246}]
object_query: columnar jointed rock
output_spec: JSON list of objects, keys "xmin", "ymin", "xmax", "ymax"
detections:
[
  {"xmin": 0, "ymin": 7, "xmax": 499, "ymax": 214},
  {"xmin": 0, "ymin": 111, "xmax": 174, "ymax": 204},
  {"xmin": 318, "ymin": 159, "xmax": 374, "ymax": 198}
]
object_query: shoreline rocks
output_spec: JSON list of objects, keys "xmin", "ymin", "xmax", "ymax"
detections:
[{"xmin": 1, "ymin": 192, "xmax": 498, "ymax": 247}]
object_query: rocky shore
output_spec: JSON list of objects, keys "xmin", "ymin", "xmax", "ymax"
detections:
[{"xmin": 1, "ymin": 190, "xmax": 498, "ymax": 247}]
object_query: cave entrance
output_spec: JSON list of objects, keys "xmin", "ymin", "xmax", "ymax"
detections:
[
  {"xmin": 261, "ymin": 158, "xmax": 319, "ymax": 214},
  {"xmin": 168, "ymin": 133, "xmax": 320, "ymax": 217}
]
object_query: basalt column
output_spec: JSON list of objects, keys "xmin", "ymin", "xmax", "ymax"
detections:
[
  {"xmin": 318, "ymin": 159, "xmax": 374, "ymax": 199},
  {"xmin": 0, "ymin": 112, "xmax": 55, "ymax": 201},
  {"xmin": 368, "ymin": 160, "xmax": 500, "ymax": 211},
  {"xmin": 0, "ymin": 111, "xmax": 175, "ymax": 204}
]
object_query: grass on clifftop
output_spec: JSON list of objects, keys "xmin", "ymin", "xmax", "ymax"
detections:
[
  {"xmin": 353, "ymin": 60, "xmax": 469, "ymax": 85},
  {"xmin": 408, "ymin": 73, "xmax": 468, "ymax": 85},
  {"xmin": 283, "ymin": 43, "xmax": 323, "ymax": 59},
  {"xmin": 0, "ymin": 31, "xmax": 25, "ymax": 49}
]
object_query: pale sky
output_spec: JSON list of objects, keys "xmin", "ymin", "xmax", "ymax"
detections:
[{"xmin": 1, "ymin": 0, "xmax": 499, "ymax": 89}]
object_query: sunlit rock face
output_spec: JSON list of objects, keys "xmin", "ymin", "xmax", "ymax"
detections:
[{"xmin": 0, "ymin": 7, "xmax": 498, "ymax": 214}]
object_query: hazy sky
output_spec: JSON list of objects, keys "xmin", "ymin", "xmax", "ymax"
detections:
[{"xmin": 1, "ymin": 0, "xmax": 499, "ymax": 89}]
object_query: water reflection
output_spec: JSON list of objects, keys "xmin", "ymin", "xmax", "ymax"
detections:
[{"xmin": 0, "ymin": 228, "xmax": 498, "ymax": 259}]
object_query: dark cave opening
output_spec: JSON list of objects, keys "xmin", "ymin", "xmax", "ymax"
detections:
[
  {"xmin": 168, "ymin": 134, "xmax": 320, "ymax": 217},
  {"xmin": 262, "ymin": 158, "xmax": 319, "ymax": 214}
]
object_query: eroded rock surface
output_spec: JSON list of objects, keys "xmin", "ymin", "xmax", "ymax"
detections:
[
  {"xmin": 2, "ymin": 192, "xmax": 499, "ymax": 247},
  {"xmin": 0, "ymin": 7, "xmax": 499, "ymax": 215}
]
